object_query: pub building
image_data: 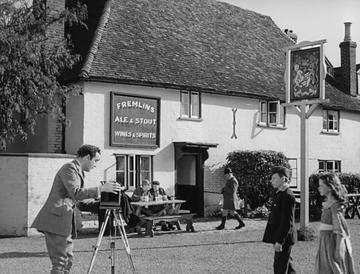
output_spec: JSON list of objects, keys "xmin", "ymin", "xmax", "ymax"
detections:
[{"xmin": 1, "ymin": 0, "xmax": 360, "ymax": 236}]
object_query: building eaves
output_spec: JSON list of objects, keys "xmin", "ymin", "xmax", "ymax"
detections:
[
  {"xmin": 83, "ymin": 75, "xmax": 277, "ymax": 101},
  {"xmin": 80, "ymin": 0, "xmax": 113, "ymax": 78}
]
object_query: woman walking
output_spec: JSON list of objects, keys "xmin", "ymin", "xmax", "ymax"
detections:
[
  {"xmin": 315, "ymin": 173, "xmax": 356, "ymax": 274},
  {"xmin": 216, "ymin": 167, "xmax": 245, "ymax": 230}
]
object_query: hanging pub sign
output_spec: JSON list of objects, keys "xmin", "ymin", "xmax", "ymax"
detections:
[
  {"xmin": 284, "ymin": 40, "xmax": 326, "ymax": 103},
  {"xmin": 110, "ymin": 92, "xmax": 160, "ymax": 147}
]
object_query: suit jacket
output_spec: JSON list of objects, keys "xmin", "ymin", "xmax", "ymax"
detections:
[
  {"xmin": 262, "ymin": 187, "xmax": 296, "ymax": 245},
  {"xmin": 149, "ymin": 187, "xmax": 167, "ymax": 199},
  {"xmin": 31, "ymin": 160, "xmax": 100, "ymax": 237},
  {"xmin": 222, "ymin": 176, "xmax": 240, "ymax": 210},
  {"xmin": 131, "ymin": 187, "xmax": 153, "ymax": 202}
]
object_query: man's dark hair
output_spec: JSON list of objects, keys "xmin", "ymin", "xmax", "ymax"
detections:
[
  {"xmin": 270, "ymin": 166, "xmax": 291, "ymax": 180},
  {"xmin": 224, "ymin": 167, "xmax": 232, "ymax": 174},
  {"xmin": 77, "ymin": 145, "xmax": 101, "ymax": 159}
]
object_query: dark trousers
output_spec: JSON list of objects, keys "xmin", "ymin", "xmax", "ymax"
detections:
[{"xmin": 273, "ymin": 243, "xmax": 296, "ymax": 274}]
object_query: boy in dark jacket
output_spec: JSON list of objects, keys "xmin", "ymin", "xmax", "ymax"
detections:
[{"xmin": 262, "ymin": 166, "xmax": 297, "ymax": 274}]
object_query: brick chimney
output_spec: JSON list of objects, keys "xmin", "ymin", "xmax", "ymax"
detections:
[{"xmin": 339, "ymin": 22, "xmax": 357, "ymax": 96}]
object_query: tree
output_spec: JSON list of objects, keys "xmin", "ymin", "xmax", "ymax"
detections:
[{"xmin": 0, "ymin": 0, "xmax": 86, "ymax": 149}]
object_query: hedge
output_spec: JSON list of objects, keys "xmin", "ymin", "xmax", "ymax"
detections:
[{"xmin": 226, "ymin": 150, "xmax": 290, "ymax": 210}]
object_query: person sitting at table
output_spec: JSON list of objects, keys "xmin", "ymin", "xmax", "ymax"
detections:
[
  {"xmin": 149, "ymin": 180, "xmax": 174, "ymax": 231},
  {"xmin": 132, "ymin": 180, "xmax": 171, "ymax": 231},
  {"xmin": 131, "ymin": 179, "xmax": 154, "ymax": 216},
  {"xmin": 149, "ymin": 180, "xmax": 168, "ymax": 201},
  {"xmin": 150, "ymin": 180, "xmax": 176, "ymax": 215},
  {"xmin": 131, "ymin": 179, "xmax": 153, "ymax": 202}
]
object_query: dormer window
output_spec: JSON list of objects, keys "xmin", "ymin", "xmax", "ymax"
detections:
[
  {"xmin": 258, "ymin": 100, "xmax": 285, "ymax": 127},
  {"xmin": 322, "ymin": 109, "xmax": 339, "ymax": 133}
]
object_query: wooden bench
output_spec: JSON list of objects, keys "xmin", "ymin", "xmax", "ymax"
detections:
[{"xmin": 141, "ymin": 211, "xmax": 196, "ymax": 237}]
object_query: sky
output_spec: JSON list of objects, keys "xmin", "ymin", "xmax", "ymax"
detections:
[{"xmin": 220, "ymin": 0, "xmax": 360, "ymax": 67}]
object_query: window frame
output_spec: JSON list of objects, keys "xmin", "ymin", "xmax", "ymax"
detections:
[
  {"xmin": 258, "ymin": 100, "xmax": 285, "ymax": 127},
  {"xmin": 318, "ymin": 160, "xmax": 341, "ymax": 173},
  {"xmin": 180, "ymin": 90, "xmax": 201, "ymax": 119},
  {"xmin": 115, "ymin": 154, "xmax": 153, "ymax": 190},
  {"xmin": 287, "ymin": 158, "xmax": 298, "ymax": 188},
  {"xmin": 322, "ymin": 109, "xmax": 340, "ymax": 133}
]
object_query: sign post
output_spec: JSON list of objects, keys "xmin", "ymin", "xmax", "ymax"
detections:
[{"xmin": 283, "ymin": 40, "xmax": 328, "ymax": 231}]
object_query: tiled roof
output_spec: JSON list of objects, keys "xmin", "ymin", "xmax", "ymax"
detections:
[
  {"xmin": 80, "ymin": 0, "xmax": 294, "ymax": 100},
  {"xmin": 78, "ymin": 0, "xmax": 360, "ymax": 112},
  {"xmin": 324, "ymin": 82, "xmax": 360, "ymax": 112}
]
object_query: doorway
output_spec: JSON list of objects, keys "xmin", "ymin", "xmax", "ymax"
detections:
[
  {"xmin": 174, "ymin": 142, "xmax": 217, "ymax": 217},
  {"xmin": 176, "ymin": 154, "xmax": 203, "ymax": 216}
]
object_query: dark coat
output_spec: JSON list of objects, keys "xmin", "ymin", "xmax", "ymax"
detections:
[
  {"xmin": 262, "ymin": 187, "xmax": 296, "ymax": 245},
  {"xmin": 149, "ymin": 187, "xmax": 167, "ymax": 199},
  {"xmin": 222, "ymin": 176, "xmax": 240, "ymax": 210}
]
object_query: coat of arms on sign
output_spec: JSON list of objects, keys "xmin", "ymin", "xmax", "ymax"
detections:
[{"xmin": 290, "ymin": 47, "xmax": 321, "ymax": 101}]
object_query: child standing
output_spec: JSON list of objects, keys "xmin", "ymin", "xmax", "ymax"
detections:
[{"xmin": 315, "ymin": 173, "xmax": 356, "ymax": 274}]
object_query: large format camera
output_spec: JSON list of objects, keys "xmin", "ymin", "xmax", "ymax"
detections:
[{"xmin": 100, "ymin": 180, "xmax": 122, "ymax": 208}]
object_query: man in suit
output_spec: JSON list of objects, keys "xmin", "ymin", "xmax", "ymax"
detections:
[
  {"xmin": 149, "ymin": 180, "xmax": 174, "ymax": 231},
  {"xmin": 262, "ymin": 166, "xmax": 297, "ymax": 274},
  {"xmin": 31, "ymin": 145, "xmax": 121, "ymax": 274},
  {"xmin": 216, "ymin": 167, "xmax": 245, "ymax": 230}
]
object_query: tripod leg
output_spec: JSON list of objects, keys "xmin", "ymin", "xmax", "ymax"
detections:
[
  {"xmin": 87, "ymin": 209, "xmax": 111, "ymax": 274},
  {"xmin": 110, "ymin": 211, "xmax": 116, "ymax": 274},
  {"xmin": 113, "ymin": 212, "xmax": 136, "ymax": 273}
]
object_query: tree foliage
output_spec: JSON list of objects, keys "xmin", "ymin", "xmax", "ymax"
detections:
[
  {"xmin": 226, "ymin": 150, "xmax": 290, "ymax": 210},
  {"xmin": 0, "ymin": 0, "xmax": 86, "ymax": 149}
]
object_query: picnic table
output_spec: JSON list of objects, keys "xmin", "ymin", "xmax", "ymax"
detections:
[
  {"xmin": 131, "ymin": 199, "xmax": 195, "ymax": 237},
  {"xmin": 345, "ymin": 193, "xmax": 360, "ymax": 219}
]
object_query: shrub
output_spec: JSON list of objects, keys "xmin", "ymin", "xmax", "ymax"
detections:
[
  {"xmin": 309, "ymin": 173, "xmax": 325, "ymax": 219},
  {"xmin": 247, "ymin": 206, "xmax": 270, "ymax": 218},
  {"xmin": 226, "ymin": 150, "xmax": 290, "ymax": 210},
  {"xmin": 338, "ymin": 173, "xmax": 360, "ymax": 193},
  {"xmin": 297, "ymin": 226, "xmax": 317, "ymax": 241}
]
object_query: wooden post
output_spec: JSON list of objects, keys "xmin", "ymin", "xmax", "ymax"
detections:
[
  {"xmin": 283, "ymin": 99, "xmax": 329, "ymax": 229},
  {"xmin": 299, "ymin": 102, "xmax": 309, "ymax": 229}
]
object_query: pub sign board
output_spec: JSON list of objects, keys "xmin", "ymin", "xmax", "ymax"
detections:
[
  {"xmin": 289, "ymin": 47, "xmax": 321, "ymax": 101},
  {"xmin": 110, "ymin": 92, "xmax": 160, "ymax": 147}
]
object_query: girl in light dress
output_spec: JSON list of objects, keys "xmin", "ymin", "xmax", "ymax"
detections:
[{"xmin": 315, "ymin": 173, "xmax": 356, "ymax": 274}]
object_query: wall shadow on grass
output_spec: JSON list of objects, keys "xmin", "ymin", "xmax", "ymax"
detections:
[{"xmin": 0, "ymin": 251, "xmax": 48, "ymax": 258}]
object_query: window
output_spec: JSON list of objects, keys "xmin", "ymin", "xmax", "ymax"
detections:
[
  {"xmin": 322, "ymin": 109, "xmax": 339, "ymax": 132},
  {"xmin": 259, "ymin": 100, "xmax": 285, "ymax": 127},
  {"xmin": 115, "ymin": 155, "xmax": 153, "ymax": 189},
  {"xmin": 318, "ymin": 160, "xmax": 341, "ymax": 173},
  {"xmin": 287, "ymin": 158, "xmax": 298, "ymax": 188},
  {"xmin": 180, "ymin": 91, "xmax": 201, "ymax": 119}
]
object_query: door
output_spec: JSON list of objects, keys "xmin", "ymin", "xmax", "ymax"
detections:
[{"xmin": 175, "ymin": 154, "xmax": 204, "ymax": 216}]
